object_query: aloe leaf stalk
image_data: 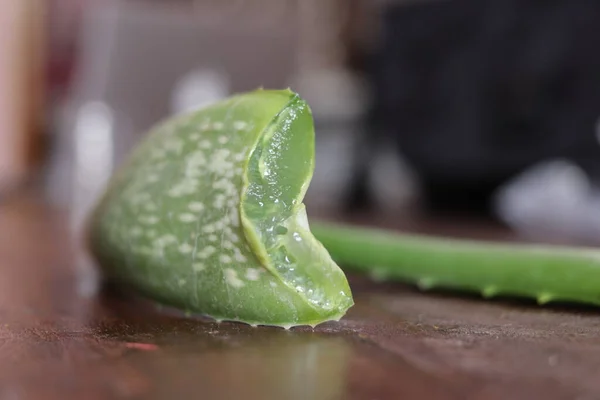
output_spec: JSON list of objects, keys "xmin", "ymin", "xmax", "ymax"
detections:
[{"xmin": 312, "ymin": 221, "xmax": 600, "ymax": 307}]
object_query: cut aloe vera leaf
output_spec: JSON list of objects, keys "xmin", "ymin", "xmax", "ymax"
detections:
[{"xmin": 88, "ymin": 89, "xmax": 354, "ymax": 328}]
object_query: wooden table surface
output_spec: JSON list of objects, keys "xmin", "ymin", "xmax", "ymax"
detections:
[{"xmin": 2, "ymin": 191, "xmax": 600, "ymax": 400}]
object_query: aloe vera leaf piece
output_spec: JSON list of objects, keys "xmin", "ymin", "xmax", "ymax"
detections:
[
  {"xmin": 312, "ymin": 221, "xmax": 600, "ymax": 307},
  {"xmin": 88, "ymin": 89, "xmax": 353, "ymax": 328}
]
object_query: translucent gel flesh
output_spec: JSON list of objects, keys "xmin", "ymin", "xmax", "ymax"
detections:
[{"xmin": 240, "ymin": 94, "xmax": 354, "ymax": 322}]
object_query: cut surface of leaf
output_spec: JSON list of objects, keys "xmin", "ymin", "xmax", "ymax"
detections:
[{"xmin": 88, "ymin": 89, "xmax": 353, "ymax": 328}]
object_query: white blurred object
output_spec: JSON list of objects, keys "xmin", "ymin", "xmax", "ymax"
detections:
[
  {"xmin": 71, "ymin": 101, "xmax": 115, "ymax": 232},
  {"xmin": 493, "ymin": 159, "xmax": 600, "ymax": 241},
  {"xmin": 368, "ymin": 141, "xmax": 419, "ymax": 210},
  {"xmin": 170, "ymin": 69, "xmax": 230, "ymax": 115}
]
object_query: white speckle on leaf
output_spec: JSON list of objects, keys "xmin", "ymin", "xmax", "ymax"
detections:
[
  {"xmin": 213, "ymin": 199, "xmax": 225, "ymax": 209},
  {"xmin": 233, "ymin": 121, "xmax": 248, "ymax": 130},
  {"xmin": 155, "ymin": 234, "xmax": 177, "ymax": 247},
  {"xmin": 208, "ymin": 234, "xmax": 218, "ymax": 242},
  {"xmin": 214, "ymin": 219, "xmax": 226, "ymax": 230},
  {"xmin": 144, "ymin": 203, "xmax": 158, "ymax": 211},
  {"xmin": 213, "ymin": 178, "xmax": 235, "ymax": 192},
  {"xmin": 192, "ymin": 262, "xmax": 205, "ymax": 272},
  {"xmin": 269, "ymin": 281, "xmax": 277, "ymax": 288},
  {"xmin": 225, "ymin": 268, "xmax": 244, "ymax": 288},
  {"xmin": 146, "ymin": 174, "xmax": 160, "ymax": 183},
  {"xmin": 137, "ymin": 246, "xmax": 154, "ymax": 256},
  {"xmin": 218, "ymin": 148, "xmax": 231, "ymax": 158},
  {"xmin": 229, "ymin": 208, "xmax": 239, "ymax": 226},
  {"xmin": 213, "ymin": 122, "xmax": 224, "ymax": 130},
  {"xmin": 178, "ymin": 213, "xmax": 197, "ymax": 223},
  {"xmin": 211, "ymin": 160, "xmax": 234, "ymax": 174},
  {"xmin": 202, "ymin": 224, "xmax": 215, "ymax": 233},
  {"xmin": 130, "ymin": 192, "xmax": 151, "ymax": 204},
  {"xmin": 178, "ymin": 278, "xmax": 186, "ymax": 286},
  {"xmin": 187, "ymin": 150, "xmax": 206, "ymax": 166},
  {"xmin": 233, "ymin": 251, "xmax": 247, "ymax": 263},
  {"xmin": 245, "ymin": 268, "xmax": 260, "ymax": 281},
  {"xmin": 146, "ymin": 229, "xmax": 157, "ymax": 238},
  {"xmin": 179, "ymin": 243, "xmax": 193, "ymax": 254},
  {"xmin": 189, "ymin": 202, "xmax": 205, "ymax": 212},
  {"xmin": 219, "ymin": 254, "xmax": 232, "ymax": 264},
  {"xmin": 184, "ymin": 168, "xmax": 202, "ymax": 178},
  {"xmin": 167, "ymin": 188, "xmax": 185, "ymax": 198},
  {"xmin": 207, "ymin": 151, "xmax": 233, "ymax": 173},
  {"xmin": 140, "ymin": 216, "xmax": 160, "ymax": 225},
  {"xmin": 164, "ymin": 139, "xmax": 183, "ymax": 154},
  {"xmin": 151, "ymin": 148, "xmax": 167, "ymax": 159},
  {"xmin": 214, "ymin": 193, "xmax": 226, "ymax": 202},
  {"xmin": 183, "ymin": 177, "xmax": 200, "ymax": 188},
  {"xmin": 202, "ymin": 245, "xmax": 216, "ymax": 257}
]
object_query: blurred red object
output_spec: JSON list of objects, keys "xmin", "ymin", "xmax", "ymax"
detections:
[{"xmin": 47, "ymin": 0, "xmax": 85, "ymax": 96}]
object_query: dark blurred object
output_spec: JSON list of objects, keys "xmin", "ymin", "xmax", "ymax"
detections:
[{"xmin": 353, "ymin": 0, "xmax": 600, "ymax": 216}]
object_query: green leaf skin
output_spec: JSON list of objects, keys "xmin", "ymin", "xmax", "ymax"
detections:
[
  {"xmin": 88, "ymin": 89, "xmax": 353, "ymax": 328},
  {"xmin": 312, "ymin": 221, "xmax": 600, "ymax": 307}
]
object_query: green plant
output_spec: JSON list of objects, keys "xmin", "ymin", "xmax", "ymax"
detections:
[{"xmin": 89, "ymin": 89, "xmax": 600, "ymax": 328}]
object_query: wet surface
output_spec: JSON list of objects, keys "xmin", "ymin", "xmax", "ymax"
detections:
[{"xmin": 2, "ymin": 195, "xmax": 600, "ymax": 399}]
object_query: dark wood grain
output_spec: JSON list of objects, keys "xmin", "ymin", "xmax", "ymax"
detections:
[{"xmin": 1, "ymin": 192, "xmax": 600, "ymax": 400}]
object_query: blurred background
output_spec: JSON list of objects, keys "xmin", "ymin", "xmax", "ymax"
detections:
[{"xmin": 3, "ymin": 0, "xmax": 600, "ymax": 243}]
